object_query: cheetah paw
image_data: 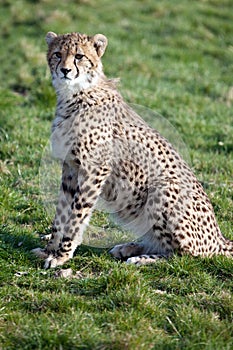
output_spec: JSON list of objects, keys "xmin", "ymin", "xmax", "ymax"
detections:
[
  {"xmin": 126, "ymin": 254, "xmax": 165, "ymax": 265},
  {"xmin": 44, "ymin": 255, "xmax": 71, "ymax": 269},
  {"xmin": 126, "ymin": 256, "xmax": 142, "ymax": 265},
  {"xmin": 109, "ymin": 242, "xmax": 144, "ymax": 260},
  {"xmin": 44, "ymin": 256, "xmax": 59, "ymax": 269},
  {"xmin": 31, "ymin": 247, "xmax": 49, "ymax": 259}
]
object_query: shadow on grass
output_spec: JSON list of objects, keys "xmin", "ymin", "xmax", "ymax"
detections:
[
  {"xmin": 0, "ymin": 222, "xmax": 107, "ymax": 271},
  {"xmin": 0, "ymin": 224, "xmax": 42, "ymax": 267},
  {"xmin": 200, "ymin": 256, "xmax": 233, "ymax": 280}
]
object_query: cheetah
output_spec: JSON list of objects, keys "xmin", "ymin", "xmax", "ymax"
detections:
[{"xmin": 32, "ymin": 31, "xmax": 233, "ymax": 268}]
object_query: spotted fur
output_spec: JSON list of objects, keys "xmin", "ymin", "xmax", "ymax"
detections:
[{"xmin": 32, "ymin": 31, "xmax": 233, "ymax": 268}]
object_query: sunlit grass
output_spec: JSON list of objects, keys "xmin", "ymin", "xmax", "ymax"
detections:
[{"xmin": 0, "ymin": 0, "xmax": 232, "ymax": 349}]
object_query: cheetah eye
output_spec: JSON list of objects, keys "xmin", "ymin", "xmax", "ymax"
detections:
[
  {"xmin": 54, "ymin": 52, "xmax": 62, "ymax": 59},
  {"xmin": 75, "ymin": 53, "xmax": 84, "ymax": 60}
]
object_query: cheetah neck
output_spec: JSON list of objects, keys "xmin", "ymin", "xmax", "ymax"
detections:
[{"xmin": 54, "ymin": 78, "xmax": 120, "ymax": 118}]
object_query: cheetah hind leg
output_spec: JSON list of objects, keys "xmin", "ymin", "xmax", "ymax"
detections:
[{"xmin": 109, "ymin": 242, "xmax": 169, "ymax": 265}]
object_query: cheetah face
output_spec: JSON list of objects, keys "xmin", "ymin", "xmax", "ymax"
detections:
[{"xmin": 46, "ymin": 32, "xmax": 108, "ymax": 92}]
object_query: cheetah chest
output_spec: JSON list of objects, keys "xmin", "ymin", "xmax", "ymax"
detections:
[{"xmin": 51, "ymin": 117, "xmax": 75, "ymax": 161}]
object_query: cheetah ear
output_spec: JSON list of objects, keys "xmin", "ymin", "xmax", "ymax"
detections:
[
  {"xmin": 92, "ymin": 34, "xmax": 108, "ymax": 57},
  {"xmin": 46, "ymin": 32, "xmax": 57, "ymax": 45}
]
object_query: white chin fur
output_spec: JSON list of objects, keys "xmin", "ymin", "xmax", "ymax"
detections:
[{"xmin": 53, "ymin": 74, "xmax": 99, "ymax": 93}]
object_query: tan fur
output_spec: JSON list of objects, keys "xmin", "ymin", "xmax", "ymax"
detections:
[{"xmin": 32, "ymin": 32, "xmax": 233, "ymax": 268}]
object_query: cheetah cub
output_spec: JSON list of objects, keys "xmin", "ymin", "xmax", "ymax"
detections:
[{"xmin": 32, "ymin": 31, "xmax": 233, "ymax": 268}]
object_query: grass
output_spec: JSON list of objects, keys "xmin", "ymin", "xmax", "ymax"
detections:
[{"xmin": 0, "ymin": 0, "xmax": 232, "ymax": 349}]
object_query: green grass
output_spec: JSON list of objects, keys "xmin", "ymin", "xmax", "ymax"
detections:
[{"xmin": 0, "ymin": 0, "xmax": 233, "ymax": 349}]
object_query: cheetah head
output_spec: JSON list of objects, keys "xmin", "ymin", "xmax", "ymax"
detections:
[{"xmin": 46, "ymin": 31, "xmax": 108, "ymax": 93}]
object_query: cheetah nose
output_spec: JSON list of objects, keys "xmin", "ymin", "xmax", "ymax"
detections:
[{"xmin": 60, "ymin": 68, "xmax": 71, "ymax": 77}]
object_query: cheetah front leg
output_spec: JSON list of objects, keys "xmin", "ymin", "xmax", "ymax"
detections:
[
  {"xmin": 32, "ymin": 162, "xmax": 78, "ymax": 260},
  {"xmin": 43, "ymin": 165, "xmax": 110, "ymax": 268}
]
